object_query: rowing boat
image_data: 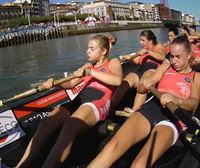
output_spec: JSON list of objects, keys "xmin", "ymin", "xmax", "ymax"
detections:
[{"xmin": 0, "ymin": 63, "xmax": 200, "ymax": 168}]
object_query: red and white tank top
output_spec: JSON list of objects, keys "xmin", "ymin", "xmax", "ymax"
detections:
[
  {"xmin": 66, "ymin": 61, "xmax": 116, "ymax": 100},
  {"xmin": 139, "ymin": 46, "xmax": 162, "ymax": 65},
  {"xmin": 165, "ymin": 45, "xmax": 170, "ymax": 55},
  {"xmin": 158, "ymin": 67, "xmax": 195, "ymax": 99},
  {"xmin": 193, "ymin": 44, "xmax": 200, "ymax": 58}
]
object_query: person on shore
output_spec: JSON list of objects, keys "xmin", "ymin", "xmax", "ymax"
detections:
[
  {"xmin": 111, "ymin": 30, "xmax": 165, "ymax": 112},
  {"xmin": 88, "ymin": 35, "xmax": 200, "ymax": 168},
  {"xmin": 16, "ymin": 35, "xmax": 123, "ymax": 168}
]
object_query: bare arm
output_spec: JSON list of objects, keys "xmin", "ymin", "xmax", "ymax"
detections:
[
  {"xmin": 90, "ymin": 58, "xmax": 123, "ymax": 86},
  {"xmin": 43, "ymin": 63, "xmax": 92, "ymax": 89},
  {"xmin": 176, "ymin": 72, "xmax": 200, "ymax": 113},
  {"xmin": 137, "ymin": 62, "xmax": 170, "ymax": 93},
  {"xmin": 148, "ymin": 43, "xmax": 166, "ymax": 61}
]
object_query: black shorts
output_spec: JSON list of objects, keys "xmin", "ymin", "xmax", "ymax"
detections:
[
  {"xmin": 139, "ymin": 97, "xmax": 178, "ymax": 129},
  {"xmin": 139, "ymin": 97, "xmax": 181, "ymax": 145},
  {"xmin": 62, "ymin": 87, "xmax": 104, "ymax": 114},
  {"xmin": 122, "ymin": 61, "xmax": 158, "ymax": 78},
  {"xmin": 137, "ymin": 61, "xmax": 158, "ymax": 78}
]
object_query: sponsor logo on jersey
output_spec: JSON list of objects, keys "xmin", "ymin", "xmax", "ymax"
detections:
[
  {"xmin": 66, "ymin": 82, "xmax": 85, "ymax": 100},
  {"xmin": 184, "ymin": 77, "xmax": 191, "ymax": 83}
]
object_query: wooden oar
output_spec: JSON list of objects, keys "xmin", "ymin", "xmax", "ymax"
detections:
[
  {"xmin": 0, "ymin": 72, "xmax": 82, "ymax": 107},
  {"xmin": 115, "ymin": 110, "xmax": 132, "ymax": 117},
  {"xmin": 149, "ymin": 87, "xmax": 200, "ymax": 134},
  {"xmin": 119, "ymin": 53, "xmax": 140, "ymax": 63}
]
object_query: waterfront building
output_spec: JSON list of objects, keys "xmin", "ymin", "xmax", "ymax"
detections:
[
  {"xmin": 182, "ymin": 13, "xmax": 195, "ymax": 25},
  {"xmin": 128, "ymin": 1, "xmax": 160, "ymax": 21},
  {"xmin": 15, "ymin": 0, "xmax": 50, "ymax": 16},
  {"xmin": 80, "ymin": 0, "xmax": 130, "ymax": 21},
  {"xmin": 171, "ymin": 9, "xmax": 182, "ymax": 23},
  {"xmin": 155, "ymin": 3, "xmax": 172, "ymax": 21},
  {"xmin": 49, "ymin": 2, "xmax": 83, "ymax": 15},
  {"xmin": 0, "ymin": 3, "xmax": 22, "ymax": 22}
]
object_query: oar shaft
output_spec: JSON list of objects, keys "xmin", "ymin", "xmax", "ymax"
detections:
[{"xmin": 1, "ymin": 73, "xmax": 78, "ymax": 106}]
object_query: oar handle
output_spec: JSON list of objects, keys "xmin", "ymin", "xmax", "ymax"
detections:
[
  {"xmin": 37, "ymin": 73, "xmax": 78, "ymax": 92},
  {"xmin": 119, "ymin": 53, "xmax": 139, "ymax": 63},
  {"xmin": 149, "ymin": 87, "xmax": 178, "ymax": 113}
]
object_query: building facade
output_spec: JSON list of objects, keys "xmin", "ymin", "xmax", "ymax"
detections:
[
  {"xmin": 0, "ymin": 4, "xmax": 22, "ymax": 22},
  {"xmin": 80, "ymin": 0, "xmax": 130, "ymax": 21}
]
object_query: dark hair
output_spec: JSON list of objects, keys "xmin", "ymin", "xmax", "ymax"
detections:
[
  {"xmin": 140, "ymin": 30, "xmax": 157, "ymax": 45},
  {"xmin": 107, "ymin": 34, "xmax": 117, "ymax": 46},
  {"xmin": 189, "ymin": 25, "xmax": 196, "ymax": 31},
  {"xmin": 168, "ymin": 26, "xmax": 178, "ymax": 36},
  {"xmin": 90, "ymin": 35, "xmax": 110, "ymax": 55},
  {"xmin": 171, "ymin": 35, "xmax": 191, "ymax": 53},
  {"xmin": 181, "ymin": 25, "xmax": 190, "ymax": 36}
]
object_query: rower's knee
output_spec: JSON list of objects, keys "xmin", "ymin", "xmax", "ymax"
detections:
[
  {"xmin": 103, "ymin": 137, "xmax": 121, "ymax": 155},
  {"xmin": 124, "ymin": 73, "xmax": 139, "ymax": 87}
]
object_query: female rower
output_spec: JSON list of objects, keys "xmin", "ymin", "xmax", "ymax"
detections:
[
  {"xmin": 16, "ymin": 35, "xmax": 122, "ymax": 168},
  {"xmin": 165, "ymin": 26, "xmax": 179, "ymax": 59},
  {"xmin": 180, "ymin": 25, "xmax": 200, "ymax": 70},
  {"xmin": 88, "ymin": 35, "xmax": 200, "ymax": 168},
  {"xmin": 111, "ymin": 30, "xmax": 165, "ymax": 112},
  {"xmin": 188, "ymin": 25, "xmax": 200, "ymax": 44}
]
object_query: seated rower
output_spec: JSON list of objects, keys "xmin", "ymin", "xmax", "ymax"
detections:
[
  {"xmin": 88, "ymin": 35, "xmax": 200, "ymax": 168},
  {"xmin": 16, "ymin": 35, "xmax": 123, "ymax": 168},
  {"xmin": 111, "ymin": 30, "xmax": 166, "ymax": 112},
  {"xmin": 179, "ymin": 25, "xmax": 200, "ymax": 71},
  {"xmin": 165, "ymin": 26, "xmax": 179, "ymax": 60},
  {"xmin": 121, "ymin": 27, "xmax": 179, "ymax": 115},
  {"xmin": 188, "ymin": 25, "xmax": 200, "ymax": 45}
]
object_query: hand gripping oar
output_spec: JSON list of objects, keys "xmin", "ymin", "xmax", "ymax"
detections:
[
  {"xmin": 149, "ymin": 87, "xmax": 200, "ymax": 135},
  {"xmin": 0, "ymin": 72, "xmax": 85, "ymax": 107}
]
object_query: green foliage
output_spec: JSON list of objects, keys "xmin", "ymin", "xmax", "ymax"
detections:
[{"xmin": 0, "ymin": 14, "xmax": 93, "ymax": 29}]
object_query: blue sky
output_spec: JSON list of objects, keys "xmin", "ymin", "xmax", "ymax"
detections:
[{"xmin": 1, "ymin": 0, "xmax": 200, "ymax": 19}]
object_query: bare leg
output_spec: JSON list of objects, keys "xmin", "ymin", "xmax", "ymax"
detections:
[
  {"xmin": 42, "ymin": 105, "xmax": 97, "ymax": 168},
  {"xmin": 132, "ymin": 69, "xmax": 155, "ymax": 111},
  {"xmin": 88, "ymin": 112, "xmax": 151, "ymax": 168},
  {"xmin": 132, "ymin": 93, "xmax": 147, "ymax": 111},
  {"xmin": 111, "ymin": 72, "xmax": 139, "ymax": 109},
  {"xmin": 131, "ymin": 125, "xmax": 174, "ymax": 168},
  {"xmin": 17, "ymin": 106, "xmax": 70, "ymax": 168}
]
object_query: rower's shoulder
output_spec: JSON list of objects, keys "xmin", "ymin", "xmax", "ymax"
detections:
[
  {"xmin": 158, "ymin": 61, "xmax": 171, "ymax": 71},
  {"xmin": 156, "ymin": 42, "xmax": 165, "ymax": 48},
  {"xmin": 109, "ymin": 57, "xmax": 121, "ymax": 64}
]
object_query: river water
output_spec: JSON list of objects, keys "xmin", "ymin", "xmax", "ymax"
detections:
[{"xmin": 0, "ymin": 28, "xmax": 168, "ymax": 99}]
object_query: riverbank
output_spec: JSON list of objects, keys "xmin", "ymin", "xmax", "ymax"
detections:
[
  {"xmin": 63, "ymin": 21, "xmax": 163, "ymax": 36},
  {"xmin": 0, "ymin": 21, "xmax": 163, "ymax": 48}
]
